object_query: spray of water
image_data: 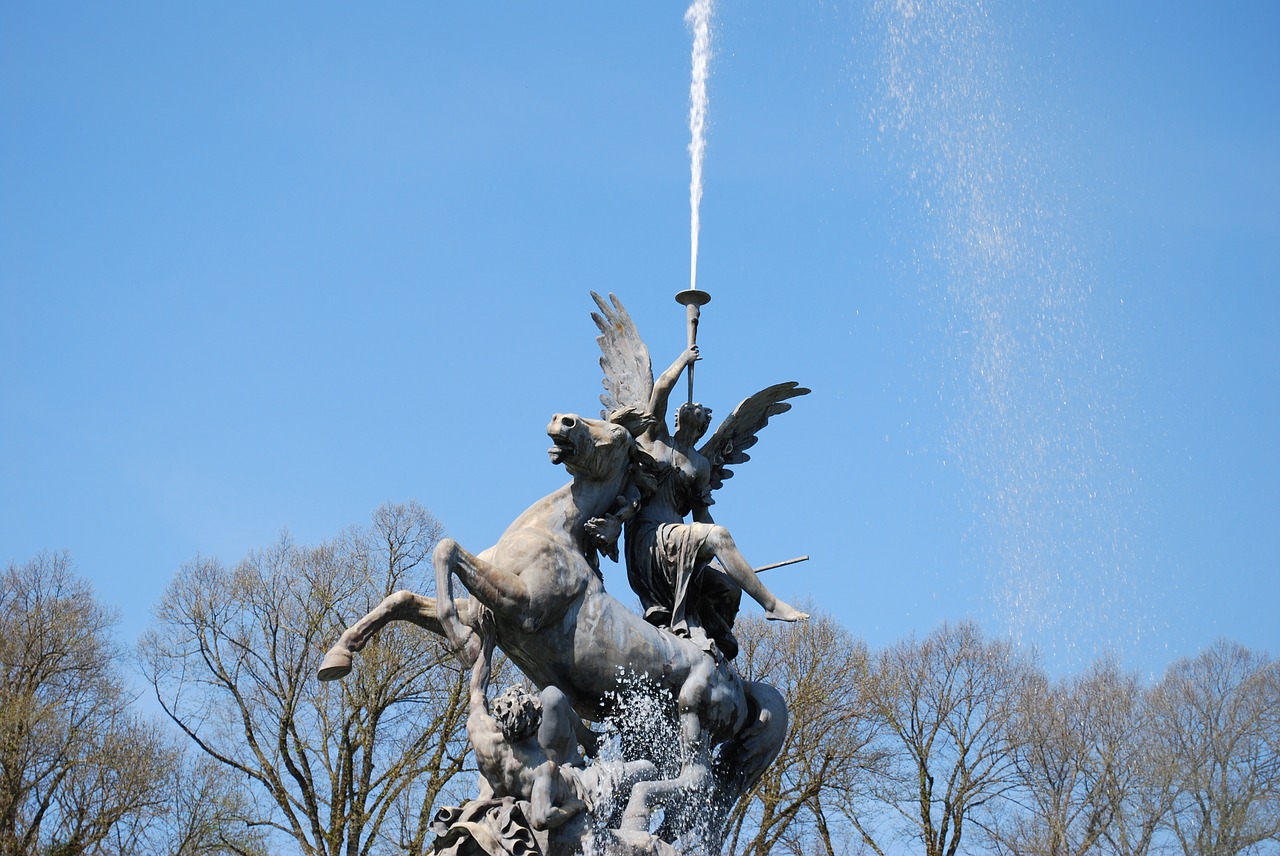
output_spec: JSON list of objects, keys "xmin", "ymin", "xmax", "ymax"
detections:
[
  {"xmin": 587, "ymin": 668, "xmax": 727, "ymax": 853},
  {"xmin": 686, "ymin": 0, "xmax": 713, "ymax": 291},
  {"xmin": 866, "ymin": 0, "xmax": 1156, "ymax": 670}
]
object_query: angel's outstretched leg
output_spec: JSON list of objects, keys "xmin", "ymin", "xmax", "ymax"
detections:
[{"xmin": 699, "ymin": 525, "xmax": 808, "ymax": 622}]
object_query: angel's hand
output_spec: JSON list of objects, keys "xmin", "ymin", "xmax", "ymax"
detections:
[
  {"xmin": 684, "ymin": 344, "xmax": 702, "ymax": 365},
  {"xmin": 585, "ymin": 515, "xmax": 622, "ymax": 562}
]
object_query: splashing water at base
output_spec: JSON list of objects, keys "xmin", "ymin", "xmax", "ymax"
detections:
[
  {"xmin": 866, "ymin": 0, "xmax": 1157, "ymax": 671},
  {"xmin": 686, "ymin": 0, "xmax": 713, "ymax": 292},
  {"xmin": 579, "ymin": 669, "xmax": 728, "ymax": 854}
]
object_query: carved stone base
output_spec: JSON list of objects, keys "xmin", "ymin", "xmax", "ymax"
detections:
[
  {"xmin": 429, "ymin": 798, "xmax": 682, "ymax": 856},
  {"xmin": 431, "ymin": 798, "xmax": 542, "ymax": 856}
]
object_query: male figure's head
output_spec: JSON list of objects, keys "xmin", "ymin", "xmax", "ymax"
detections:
[
  {"xmin": 674, "ymin": 402, "xmax": 712, "ymax": 447},
  {"xmin": 491, "ymin": 686, "xmax": 543, "ymax": 742}
]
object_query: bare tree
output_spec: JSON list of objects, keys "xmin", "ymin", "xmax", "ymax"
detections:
[
  {"xmin": 853, "ymin": 620, "xmax": 1031, "ymax": 856},
  {"xmin": 992, "ymin": 658, "xmax": 1164, "ymax": 856},
  {"xmin": 1093, "ymin": 669, "xmax": 1173, "ymax": 856},
  {"xmin": 139, "ymin": 501, "xmax": 473, "ymax": 856},
  {"xmin": 0, "ymin": 552, "xmax": 172, "ymax": 856},
  {"xmin": 723, "ymin": 609, "xmax": 886, "ymax": 856},
  {"xmin": 1150, "ymin": 640, "xmax": 1280, "ymax": 856},
  {"xmin": 146, "ymin": 752, "xmax": 270, "ymax": 856}
]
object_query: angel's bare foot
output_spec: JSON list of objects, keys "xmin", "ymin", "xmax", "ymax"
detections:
[{"xmin": 765, "ymin": 601, "xmax": 809, "ymax": 622}]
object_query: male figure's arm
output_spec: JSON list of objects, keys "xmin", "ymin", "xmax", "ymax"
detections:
[{"xmin": 466, "ymin": 614, "xmax": 503, "ymax": 799}]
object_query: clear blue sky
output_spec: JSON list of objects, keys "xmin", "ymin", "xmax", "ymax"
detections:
[{"xmin": 2, "ymin": 1, "xmax": 1276, "ymax": 679}]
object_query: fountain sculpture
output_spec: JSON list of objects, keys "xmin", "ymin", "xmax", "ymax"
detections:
[{"xmin": 319, "ymin": 290, "xmax": 810, "ymax": 854}]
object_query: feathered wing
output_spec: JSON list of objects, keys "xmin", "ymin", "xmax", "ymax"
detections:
[
  {"xmin": 591, "ymin": 291, "xmax": 654, "ymax": 417},
  {"xmin": 698, "ymin": 381, "xmax": 810, "ymax": 493}
]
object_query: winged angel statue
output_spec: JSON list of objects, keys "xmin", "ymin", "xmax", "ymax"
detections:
[{"xmin": 590, "ymin": 292, "xmax": 809, "ymax": 661}]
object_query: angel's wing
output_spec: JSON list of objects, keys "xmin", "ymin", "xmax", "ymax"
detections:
[
  {"xmin": 698, "ymin": 381, "xmax": 810, "ymax": 493},
  {"xmin": 591, "ymin": 292, "xmax": 654, "ymax": 418}
]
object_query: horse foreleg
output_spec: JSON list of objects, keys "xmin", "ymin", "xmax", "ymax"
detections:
[
  {"xmin": 620, "ymin": 710, "xmax": 712, "ymax": 834},
  {"xmin": 433, "ymin": 539, "xmax": 494, "ymax": 665},
  {"xmin": 621, "ymin": 655, "xmax": 718, "ymax": 834},
  {"xmin": 317, "ymin": 590, "xmax": 480, "ymax": 681}
]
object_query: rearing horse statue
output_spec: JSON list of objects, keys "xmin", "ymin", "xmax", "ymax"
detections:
[{"xmin": 318, "ymin": 412, "xmax": 787, "ymax": 847}]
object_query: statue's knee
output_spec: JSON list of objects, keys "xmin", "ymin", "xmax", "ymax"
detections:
[
  {"xmin": 682, "ymin": 764, "xmax": 710, "ymax": 789},
  {"xmin": 707, "ymin": 525, "xmax": 733, "ymax": 552},
  {"xmin": 540, "ymin": 685, "xmax": 570, "ymax": 716}
]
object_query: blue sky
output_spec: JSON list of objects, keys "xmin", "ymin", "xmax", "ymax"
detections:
[{"xmin": 2, "ymin": 1, "xmax": 1276, "ymax": 680}]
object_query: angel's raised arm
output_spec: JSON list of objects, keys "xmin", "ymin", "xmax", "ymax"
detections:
[{"xmin": 649, "ymin": 346, "xmax": 699, "ymax": 431}]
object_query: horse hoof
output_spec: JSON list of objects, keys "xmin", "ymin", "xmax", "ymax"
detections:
[{"xmin": 317, "ymin": 647, "xmax": 352, "ymax": 681}]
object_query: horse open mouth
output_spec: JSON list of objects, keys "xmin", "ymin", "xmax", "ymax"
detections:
[{"xmin": 548, "ymin": 434, "xmax": 577, "ymax": 464}]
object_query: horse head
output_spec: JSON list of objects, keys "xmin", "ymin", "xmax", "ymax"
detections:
[{"xmin": 546, "ymin": 413, "xmax": 636, "ymax": 485}]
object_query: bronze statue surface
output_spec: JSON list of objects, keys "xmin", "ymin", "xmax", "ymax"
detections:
[{"xmin": 319, "ymin": 292, "xmax": 808, "ymax": 854}]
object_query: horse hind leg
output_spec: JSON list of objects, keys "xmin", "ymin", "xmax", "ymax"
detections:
[
  {"xmin": 434, "ymin": 537, "xmax": 497, "ymax": 666},
  {"xmin": 637, "ymin": 681, "xmax": 788, "ymax": 849},
  {"xmin": 436, "ymin": 536, "xmax": 544, "ymax": 663}
]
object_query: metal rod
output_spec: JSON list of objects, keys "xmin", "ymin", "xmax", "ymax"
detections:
[
  {"xmin": 751, "ymin": 555, "xmax": 810, "ymax": 574},
  {"xmin": 675, "ymin": 288, "xmax": 711, "ymax": 405},
  {"xmin": 709, "ymin": 555, "xmax": 810, "ymax": 576}
]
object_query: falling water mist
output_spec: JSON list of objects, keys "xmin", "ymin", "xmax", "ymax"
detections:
[
  {"xmin": 866, "ymin": 0, "xmax": 1157, "ymax": 670},
  {"xmin": 686, "ymin": 0, "xmax": 713, "ymax": 292}
]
